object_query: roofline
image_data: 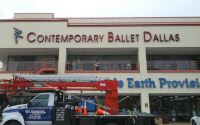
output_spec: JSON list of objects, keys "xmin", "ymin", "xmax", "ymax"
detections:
[
  {"xmin": 1, "ymin": 17, "xmax": 200, "ymax": 26},
  {"xmin": 67, "ymin": 23, "xmax": 200, "ymax": 27},
  {"xmin": 1, "ymin": 16, "xmax": 200, "ymax": 20},
  {"xmin": 0, "ymin": 18, "xmax": 68, "ymax": 22},
  {"xmin": 67, "ymin": 16, "xmax": 200, "ymax": 19}
]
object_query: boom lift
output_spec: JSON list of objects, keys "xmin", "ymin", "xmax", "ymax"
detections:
[
  {"xmin": 17, "ymin": 74, "xmax": 119, "ymax": 115},
  {"xmin": 1, "ymin": 74, "xmax": 155, "ymax": 125}
]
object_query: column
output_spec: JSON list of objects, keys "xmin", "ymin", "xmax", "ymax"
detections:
[
  {"xmin": 138, "ymin": 47, "xmax": 147, "ymax": 73},
  {"xmin": 58, "ymin": 47, "xmax": 66, "ymax": 74},
  {"xmin": 0, "ymin": 55, "xmax": 8, "ymax": 71},
  {"xmin": 141, "ymin": 93, "xmax": 150, "ymax": 113}
]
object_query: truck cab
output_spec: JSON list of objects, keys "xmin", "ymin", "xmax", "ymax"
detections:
[{"xmin": 1, "ymin": 93, "xmax": 56, "ymax": 125}]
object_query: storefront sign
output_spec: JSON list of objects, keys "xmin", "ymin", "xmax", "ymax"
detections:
[
  {"xmin": 117, "ymin": 78, "xmax": 200, "ymax": 89},
  {"xmin": 13, "ymin": 28, "xmax": 180, "ymax": 44},
  {"xmin": 26, "ymin": 32, "xmax": 180, "ymax": 43}
]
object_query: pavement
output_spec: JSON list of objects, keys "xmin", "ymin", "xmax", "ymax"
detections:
[{"xmin": 159, "ymin": 122, "xmax": 190, "ymax": 125}]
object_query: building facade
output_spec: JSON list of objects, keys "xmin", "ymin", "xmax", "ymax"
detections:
[{"xmin": 0, "ymin": 13, "xmax": 200, "ymax": 122}]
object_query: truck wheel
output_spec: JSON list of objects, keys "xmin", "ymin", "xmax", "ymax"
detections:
[
  {"xmin": 106, "ymin": 123, "xmax": 118, "ymax": 125},
  {"xmin": 7, "ymin": 121, "xmax": 21, "ymax": 125},
  {"xmin": 192, "ymin": 120, "xmax": 197, "ymax": 125}
]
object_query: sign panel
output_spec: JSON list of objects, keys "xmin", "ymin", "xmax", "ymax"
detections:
[
  {"xmin": 13, "ymin": 28, "xmax": 180, "ymax": 44},
  {"xmin": 116, "ymin": 77, "xmax": 200, "ymax": 89}
]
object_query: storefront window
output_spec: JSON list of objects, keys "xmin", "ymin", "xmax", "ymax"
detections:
[
  {"xmin": 195, "ymin": 97, "xmax": 200, "ymax": 116},
  {"xmin": 150, "ymin": 96, "xmax": 200, "ymax": 122},
  {"xmin": 118, "ymin": 96, "xmax": 140, "ymax": 113}
]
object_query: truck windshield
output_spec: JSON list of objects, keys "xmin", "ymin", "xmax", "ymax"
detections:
[{"xmin": 30, "ymin": 94, "xmax": 49, "ymax": 107}]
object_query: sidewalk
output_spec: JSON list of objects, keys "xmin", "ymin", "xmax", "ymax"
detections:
[{"xmin": 159, "ymin": 122, "xmax": 190, "ymax": 125}]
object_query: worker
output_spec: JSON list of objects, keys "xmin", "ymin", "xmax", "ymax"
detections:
[
  {"xmin": 75, "ymin": 99, "xmax": 88, "ymax": 115},
  {"xmin": 94, "ymin": 59, "xmax": 100, "ymax": 70},
  {"xmin": 75, "ymin": 106, "xmax": 82, "ymax": 114},
  {"xmin": 126, "ymin": 63, "xmax": 131, "ymax": 70}
]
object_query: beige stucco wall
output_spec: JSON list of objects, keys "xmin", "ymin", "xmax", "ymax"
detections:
[
  {"xmin": 0, "ymin": 22, "xmax": 200, "ymax": 48},
  {"xmin": 0, "ymin": 17, "xmax": 200, "ymax": 112}
]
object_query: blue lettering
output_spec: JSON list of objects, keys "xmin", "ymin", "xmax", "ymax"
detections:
[
  {"xmin": 141, "ymin": 80, "xmax": 145, "ymax": 88},
  {"xmin": 127, "ymin": 78, "xmax": 134, "ymax": 88},
  {"xmin": 172, "ymin": 80, "xmax": 178, "ymax": 88},
  {"xmin": 149, "ymin": 78, "xmax": 156, "ymax": 88},
  {"xmin": 167, "ymin": 81, "xmax": 171, "ymax": 88},
  {"xmin": 196, "ymin": 78, "xmax": 200, "ymax": 88},
  {"xmin": 134, "ymin": 81, "xmax": 141, "ymax": 88},
  {"xmin": 190, "ymin": 80, "xmax": 196, "ymax": 88},
  {"xmin": 185, "ymin": 78, "xmax": 189, "ymax": 88},
  {"xmin": 125, "ymin": 77, "xmax": 200, "ymax": 89},
  {"xmin": 179, "ymin": 80, "xmax": 184, "ymax": 88},
  {"xmin": 145, "ymin": 79, "xmax": 149, "ymax": 88},
  {"xmin": 118, "ymin": 80, "xmax": 124, "ymax": 88},
  {"xmin": 159, "ymin": 78, "xmax": 166, "ymax": 88}
]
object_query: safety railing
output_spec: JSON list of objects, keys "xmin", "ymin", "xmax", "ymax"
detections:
[
  {"xmin": 66, "ymin": 60, "xmax": 138, "ymax": 72},
  {"xmin": 147, "ymin": 60, "xmax": 200, "ymax": 72},
  {"xmin": 4, "ymin": 61, "xmax": 58, "ymax": 73}
]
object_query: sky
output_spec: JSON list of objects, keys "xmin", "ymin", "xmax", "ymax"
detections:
[{"xmin": 0, "ymin": 0, "xmax": 200, "ymax": 18}]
